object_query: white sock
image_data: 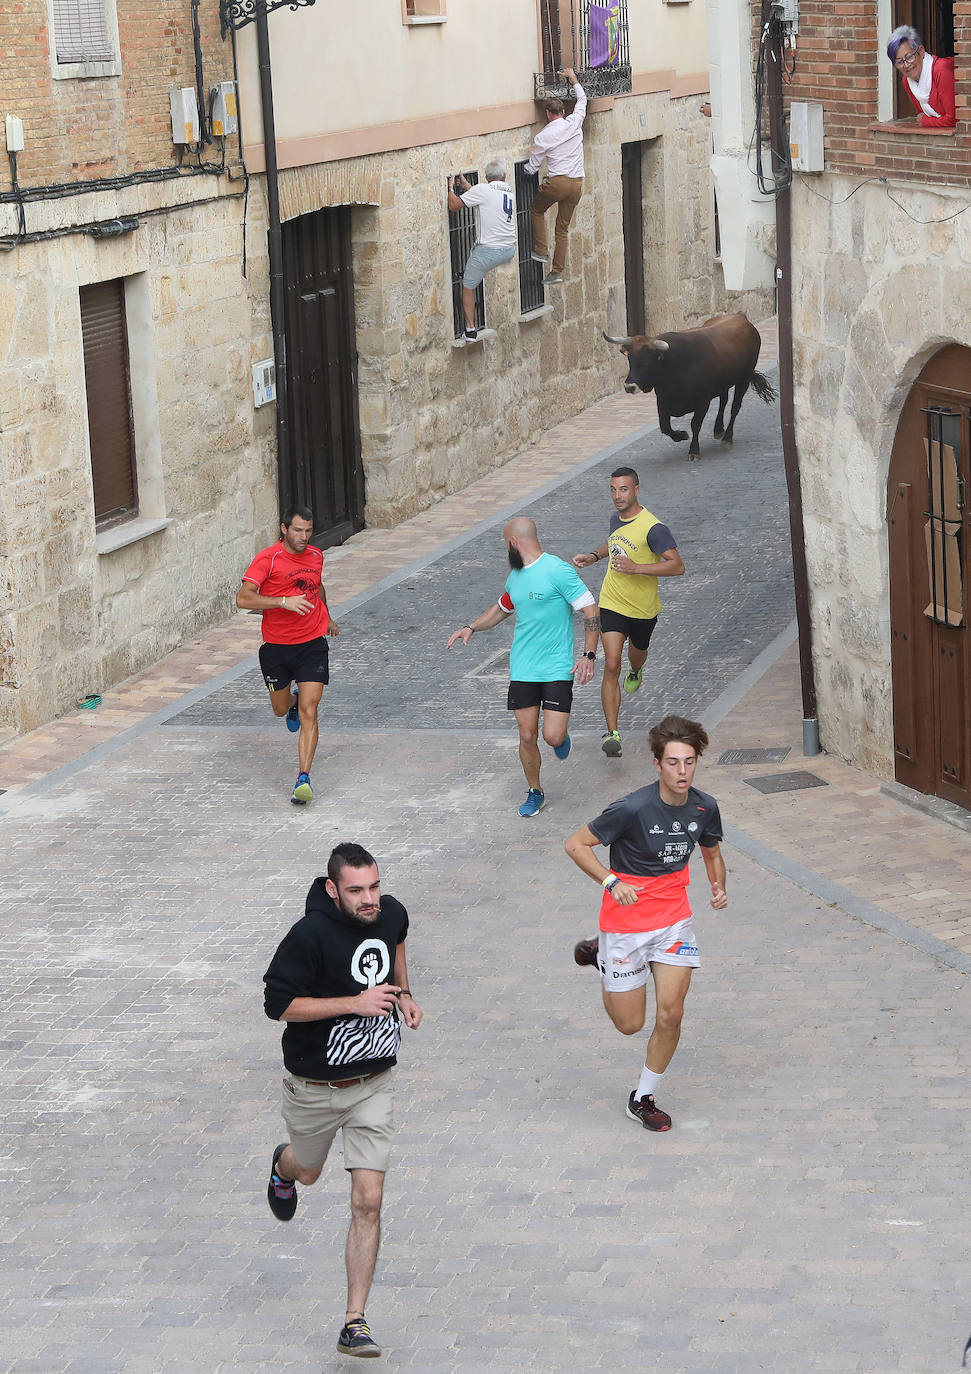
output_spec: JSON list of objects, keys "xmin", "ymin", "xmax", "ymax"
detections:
[{"xmin": 637, "ymin": 1066, "xmax": 663, "ymax": 1100}]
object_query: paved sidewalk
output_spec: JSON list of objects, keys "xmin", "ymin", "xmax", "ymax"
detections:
[{"xmin": 2, "ymin": 317, "xmax": 971, "ymax": 1374}]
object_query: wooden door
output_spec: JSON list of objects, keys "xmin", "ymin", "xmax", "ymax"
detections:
[
  {"xmin": 282, "ymin": 207, "xmax": 364, "ymax": 548},
  {"xmin": 888, "ymin": 345, "xmax": 971, "ymax": 808},
  {"xmin": 621, "ymin": 140, "xmax": 645, "ymax": 336}
]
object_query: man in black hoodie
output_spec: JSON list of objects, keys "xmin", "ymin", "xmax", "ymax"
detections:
[{"xmin": 263, "ymin": 842, "xmax": 422, "ymax": 1359}]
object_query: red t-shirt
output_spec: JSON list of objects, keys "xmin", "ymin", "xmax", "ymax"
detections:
[
  {"xmin": 599, "ymin": 868, "xmax": 692, "ymax": 934},
  {"xmin": 242, "ymin": 543, "xmax": 329, "ymax": 645}
]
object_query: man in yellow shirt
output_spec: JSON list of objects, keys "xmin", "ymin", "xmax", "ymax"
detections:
[{"xmin": 573, "ymin": 468, "xmax": 684, "ymax": 756}]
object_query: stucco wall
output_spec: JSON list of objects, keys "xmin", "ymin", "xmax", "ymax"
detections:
[
  {"xmin": 791, "ymin": 175, "xmax": 971, "ymax": 777},
  {"xmin": 0, "ymin": 184, "xmax": 275, "ymax": 734}
]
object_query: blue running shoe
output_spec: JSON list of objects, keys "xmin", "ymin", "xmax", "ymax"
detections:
[
  {"xmin": 285, "ymin": 688, "xmax": 300, "ymax": 732},
  {"xmin": 553, "ymin": 733, "xmax": 572, "ymax": 761},
  {"xmin": 518, "ymin": 788, "xmax": 545, "ymax": 818},
  {"xmin": 291, "ymin": 773, "xmax": 313, "ymax": 805}
]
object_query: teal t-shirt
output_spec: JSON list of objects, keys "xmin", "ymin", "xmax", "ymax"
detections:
[{"xmin": 504, "ymin": 553, "xmax": 593, "ymax": 682}]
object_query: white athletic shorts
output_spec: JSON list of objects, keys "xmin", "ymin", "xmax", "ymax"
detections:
[{"xmin": 598, "ymin": 919, "xmax": 701, "ymax": 991}]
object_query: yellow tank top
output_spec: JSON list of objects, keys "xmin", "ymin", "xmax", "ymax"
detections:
[{"xmin": 599, "ymin": 507, "xmax": 663, "ymax": 620}]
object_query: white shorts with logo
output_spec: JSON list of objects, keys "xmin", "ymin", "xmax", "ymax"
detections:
[{"xmin": 598, "ymin": 919, "xmax": 701, "ymax": 991}]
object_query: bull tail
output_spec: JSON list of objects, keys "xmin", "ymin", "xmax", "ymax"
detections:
[{"xmin": 750, "ymin": 371, "xmax": 777, "ymax": 404}]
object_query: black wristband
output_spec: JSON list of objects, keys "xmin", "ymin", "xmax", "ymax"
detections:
[
  {"xmin": 590, "ymin": 552, "xmax": 600, "ymax": 561},
  {"xmin": 399, "ymin": 989, "xmax": 412, "ymax": 997},
  {"xmin": 464, "ymin": 625, "xmax": 474, "ymax": 634}
]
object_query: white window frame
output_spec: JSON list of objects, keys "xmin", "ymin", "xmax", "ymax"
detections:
[
  {"xmin": 877, "ymin": 0, "xmax": 894, "ymax": 121},
  {"xmin": 48, "ymin": 0, "xmax": 122, "ymax": 80}
]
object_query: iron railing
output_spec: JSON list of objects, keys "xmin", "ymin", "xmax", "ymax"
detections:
[
  {"xmin": 515, "ymin": 162, "xmax": 545, "ymax": 315},
  {"xmin": 922, "ymin": 405, "xmax": 965, "ymax": 626},
  {"xmin": 535, "ymin": 0, "xmax": 631, "ymax": 101},
  {"xmin": 448, "ymin": 171, "xmax": 485, "ymax": 339}
]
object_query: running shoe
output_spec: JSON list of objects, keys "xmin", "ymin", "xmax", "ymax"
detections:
[
  {"xmin": 337, "ymin": 1315, "xmax": 381, "ymax": 1358},
  {"xmin": 518, "ymin": 788, "xmax": 545, "ymax": 818},
  {"xmin": 626, "ymin": 1091, "xmax": 672, "ymax": 1132},
  {"xmin": 464, "ymin": 326, "xmax": 477, "ymax": 342},
  {"xmin": 623, "ymin": 666, "xmax": 643, "ymax": 695},
  {"xmin": 601, "ymin": 730, "xmax": 622, "ymax": 757},
  {"xmin": 267, "ymin": 1142, "xmax": 298, "ymax": 1220},
  {"xmin": 573, "ymin": 936, "xmax": 600, "ymax": 968},
  {"xmin": 553, "ymin": 733, "xmax": 572, "ymax": 760},
  {"xmin": 291, "ymin": 772, "xmax": 313, "ymax": 805},
  {"xmin": 285, "ymin": 688, "xmax": 300, "ymax": 732}
]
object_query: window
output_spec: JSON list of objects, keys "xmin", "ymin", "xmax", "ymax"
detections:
[
  {"xmin": 49, "ymin": 0, "xmax": 121, "ymax": 78},
  {"xmin": 403, "ymin": 0, "xmax": 446, "ymax": 22},
  {"xmin": 80, "ymin": 280, "xmax": 138, "ymax": 528},
  {"xmin": 515, "ymin": 162, "xmax": 546, "ymax": 315},
  {"xmin": 884, "ymin": 0, "xmax": 955, "ymax": 118},
  {"xmin": 536, "ymin": 0, "xmax": 631, "ymax": 98},
  {"xmin": 448, "ymin": 171, "xmax": 485, "ymax": 340}
]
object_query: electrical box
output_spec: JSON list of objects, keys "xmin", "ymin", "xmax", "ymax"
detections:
[
  {"xmin": 771, "ymin": 0, "xmax": 798, "ymax": 31},
  {"xmin": 211, "ymin": 81, "xmax": 237, "ymax": 138},
  {"xmin": 789, "ymin": 101, "xmax": 824, "ymax": 172},
  {"xmin": 169, "ymin": 88, "xmax": 200, "ymax": 145},
  {"xmin": 5, "ymin": 114, "xmax": 24, "ymax": 153},
  {"xmin": 252, "ymin": 359, "xmax": 276, "ymax": 408}
]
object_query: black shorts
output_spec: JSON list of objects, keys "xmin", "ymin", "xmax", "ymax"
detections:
[
  {"xmin": 507, "ymin": 680, "xmax": 574, "ymax": 713},
  {"xmin": 259, "ymin": 636, "xmax": 329, "ymax": 692},
  {"xmin": 599, "ymin": 606, "xmax": 658, "ymax": 652}
]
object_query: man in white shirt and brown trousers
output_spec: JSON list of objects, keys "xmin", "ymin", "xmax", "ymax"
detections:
[{"xmin": 526, "ymin": 67, "xmax": 587, "ymax": 285}]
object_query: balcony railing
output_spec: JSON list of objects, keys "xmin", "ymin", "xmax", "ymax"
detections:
[{"xmin": 535, "ymin": 0, "xmax": 631, "ymax": 101}]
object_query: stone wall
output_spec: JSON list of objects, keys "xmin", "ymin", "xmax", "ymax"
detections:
[
  {"xmin": 790, "ymin": 174, "xmax": 971, "ymax": 776},
  {"xmin": 348, "ymin": 92, "xmax": 772, "ymax": 527},
  {"xmin": 0, "ymin": 181, "xmax": 274, "ymax": 734}
]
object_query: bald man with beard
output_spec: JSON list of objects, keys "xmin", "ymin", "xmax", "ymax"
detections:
[{"xmin": 447, "ymin": 517, "xmax": 600, "ymax": 817}]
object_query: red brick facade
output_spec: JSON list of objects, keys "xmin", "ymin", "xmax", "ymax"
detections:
[
  {"xmin": 761, "ymin": 1, "xmax": 971, "ymax": 188},
  {"xmin": 0, "ymin": 2, "xmax": 233, "ymax": 192}
]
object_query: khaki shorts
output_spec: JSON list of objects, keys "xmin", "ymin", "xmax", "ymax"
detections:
[{"xmin": 282, "ymin": 1069, "xmax": 394, "ymax": 1174}]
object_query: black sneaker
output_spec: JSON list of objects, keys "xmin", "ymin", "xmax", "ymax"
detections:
[
  {"xmin": 626, "ymin": 1091, "xmax": 672, "ymax": 1132},
  {"xmin": 573, "ymin": 936, "xmax": 600, "ymax": 968},
  {"xmin": 267, "ymin": 1142, "xmax": 298, "ymax": 1220},
  {"xmin": 464, "ymin": 326, "xmax": 477, "ymax": 341},
  {"xmin": 337, "ymin": 1314, "xmax": 381, "ymax": 1358}
]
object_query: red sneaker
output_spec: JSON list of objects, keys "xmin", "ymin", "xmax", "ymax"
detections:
[
  {"xmin": 573, "ymin": 937, "xmax": 600, "ymax": 968},
  {"xmin": 626, "ymin": 1091, "xmax": 672, "ymax": 1132}
]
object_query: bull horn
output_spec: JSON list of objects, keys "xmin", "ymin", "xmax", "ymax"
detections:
[
  {"xmin": 649, "ymin": 338, "xmax": 670, "ymax": 353},
  {"xmin": 602, "ymin": 330, "xmax": 635, "ymax": 346}
]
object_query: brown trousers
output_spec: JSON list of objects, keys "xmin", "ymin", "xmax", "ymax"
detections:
[{"xmin": 530, "ymin": 175, "xmax": 583, "ymax": 276}]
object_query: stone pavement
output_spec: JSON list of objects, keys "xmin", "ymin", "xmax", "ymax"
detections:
[{"xmin": 2, "ymin": 318, "xmax": 971, "ymax": 1373}]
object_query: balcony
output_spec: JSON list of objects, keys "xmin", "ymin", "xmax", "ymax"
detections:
[{"xmin": 535, "ymin": 0, "xmax": 631, "ymax": 101}]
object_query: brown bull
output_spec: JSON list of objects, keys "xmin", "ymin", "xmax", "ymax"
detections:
[{"xmin": 603, "ymin": 313, "xmax": 777, "ymax": 460}]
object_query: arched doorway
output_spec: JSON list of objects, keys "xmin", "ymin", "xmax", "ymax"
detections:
[{"xmin": 888, "ymin": 345, "xmax": 971, "ymax": 810}]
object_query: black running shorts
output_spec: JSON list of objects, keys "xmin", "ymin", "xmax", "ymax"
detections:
[
  {"xmin": 506, "ymin": 679, "xmax": 574, "ymax": 713},
  {"xmin": 598, "ymin": 607, "xmax": 658, "ymax": 652},
  {"xmin": 259, "ymin": 636, "xmax": 330, "ymax": 692}
]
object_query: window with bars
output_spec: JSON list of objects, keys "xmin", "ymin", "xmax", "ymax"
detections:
[
  {"xmin": 515, "ymin": 163, "xmax": 545, "ymax": 315},
  {"xmin": 80, "ymin": 279, "xmax": 138, "ymax": 528},
  {"xmin": 448, "ymin": 171, "xmax": 485, "ymax": 340},
  {"xmin": 536, "ymin": 0, "xmax": 631, "ymax": 99},
  {"xmin": 51, "ymin": 0, "xmax": 115, "ymax": 64}
]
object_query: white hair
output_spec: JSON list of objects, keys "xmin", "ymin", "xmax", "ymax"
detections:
[
  {"xmin": 485, "ymin": 159, "xmax": 507, "ymax": 181},
  {"xmin": 887, "ymin": 24, "xmax": 921, "ymax": 62}
]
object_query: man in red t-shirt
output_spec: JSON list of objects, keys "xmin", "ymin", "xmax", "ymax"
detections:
[{"xmin": 236, "ymin": 506, "xmax": 339, "ymax": 806}]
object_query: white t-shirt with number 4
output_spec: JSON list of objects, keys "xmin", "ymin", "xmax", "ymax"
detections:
[{"xmin": 460, "ymin": 180, "xmax": 516, "ymax": 250}]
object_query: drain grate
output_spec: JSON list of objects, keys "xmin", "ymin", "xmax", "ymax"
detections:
[
  {"xmin": 744, "ymin": 770, "xmax": 828, "ymax": 794},
  {"xmin": 717, "ymin": 747, "xmax": 791, "ymax": 765}
]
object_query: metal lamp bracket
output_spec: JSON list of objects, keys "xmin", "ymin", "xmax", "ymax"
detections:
[{"xmin": 220, "ymin": 0, "xmax": 316, "ymax": 39}]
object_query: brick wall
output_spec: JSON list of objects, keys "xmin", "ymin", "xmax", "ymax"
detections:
[
  {"xmin": 0, "ymin": 1, "xmax": 233, "ymax": 192},
  {"xmin": 752, "ymin": 0, "xmax": 971, "ymax": 189}
]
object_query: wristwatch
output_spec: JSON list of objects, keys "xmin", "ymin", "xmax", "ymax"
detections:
[{"xmin": 583, "ymin": 650, "xmax": 596, "ymax": 660}]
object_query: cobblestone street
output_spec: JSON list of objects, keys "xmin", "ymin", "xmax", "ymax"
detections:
[{"xmin": 2, "ymin": 367, "xmax": 969, "ymax": 1373}]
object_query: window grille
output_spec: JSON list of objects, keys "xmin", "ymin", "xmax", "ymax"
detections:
[
  {"xmin": 448, "ymin": 170, "xmax": 485, "ymax": 340},
  {"xmin": 537, "ymin": 0, "xmax": 631, "ymax": 99},
  {"xmin": 515, "ymin": 162, "xmax": 545, "ymax": 315},
  {"xmin": 52, "ymin": 0, "xmax": 115, "ymax": 64},
  {"xmin": 80, "ymin": 279, "xmax": 138, "ymax": 527},
  {"xmin": 922, "ymin": 405, "xmax": 964, "ymax": 626}
]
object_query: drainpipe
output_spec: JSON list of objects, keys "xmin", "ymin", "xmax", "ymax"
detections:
[
  {"xmin": 765, "ymin": 4, "xmax": 819, "ymax": 756},
  {"xmin": 255, "ymin": 2, "xmax": 292, "ymax": 517}
]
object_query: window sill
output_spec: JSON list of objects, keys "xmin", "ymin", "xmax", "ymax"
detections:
[
  {"xmin": 405, "ymin": 15, "xmax": 447, "ymax": 24},
  {"xmin": 519, "ymin": 304, "xmax": 553, "ymax": 323},
  {"xmin": 869, "ymin": 119, "xmax": 956, "ymax": 137},
  {"xmin": 96, "ymin": 516, "xmax": 172, "ymax": 555},
  {"xmin": 53, "ymin": 58, "xmax": 121, "ymax": 79},
  {"xmin": 451, "ymin": 328, "xmax": 495, "ymax": 349}
]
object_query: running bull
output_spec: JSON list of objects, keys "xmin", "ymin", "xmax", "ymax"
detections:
[{"xmin": 603, "ymin": 313, "xmax": 777, "ymax": 460}]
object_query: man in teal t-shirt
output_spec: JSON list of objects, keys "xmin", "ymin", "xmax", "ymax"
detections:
[{"xmin": 447, "ymin": 517, "xmax": 600, "ymax": 817}]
